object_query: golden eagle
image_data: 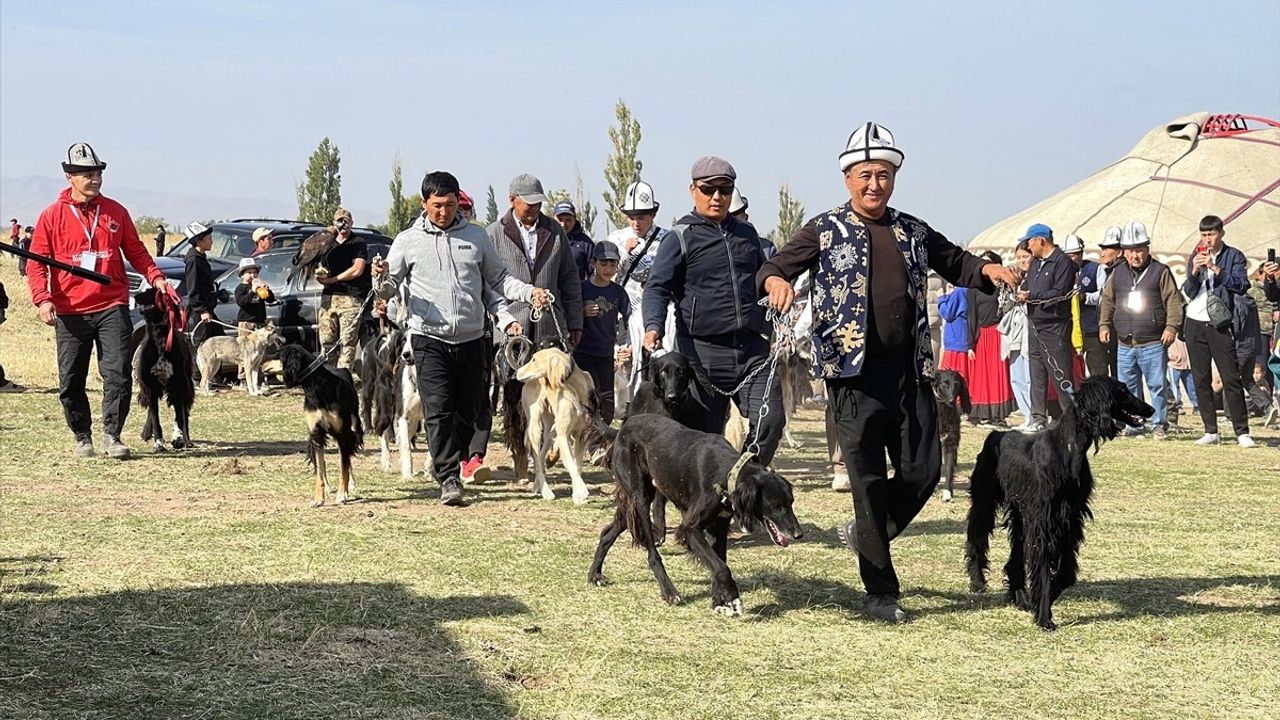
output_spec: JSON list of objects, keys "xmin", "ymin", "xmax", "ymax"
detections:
[{"xmin": 289, "ymin": 226, "xmax": 339, "ymax": 289}]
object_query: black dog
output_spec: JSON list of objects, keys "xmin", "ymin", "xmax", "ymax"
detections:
[
  {"xmin": 589, "ymin": 413, "xmax": 802, "ymax": 615},
  {"xmin": 627, "ymin": 350, "xmax": 704, "ymax": 544},
  {"xmin": 279, "ymin": 344, "xmax": 364, "ymax": 507},
  {"xmin": 964, "ymin": 376, "xmax": 1153, "ymax": 630},
  {"xmin": 132, "ymin": 288, "xmax": 196, "ymax": 451},
  {"xmin": 933, "ymin": 369, "xmax": 971, "ymax": 502}
]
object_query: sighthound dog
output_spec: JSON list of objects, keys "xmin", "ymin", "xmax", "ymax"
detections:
[
  {"xmin": 514, "ymin": 347, "xmax": 607, "ymax": 504},
  {"xmin": 627, "ymin": 350, "xmax": 701, "ymax": 544},
  {"xmin": 964, "ymin": 376, "xmax": 1153, "ymax": 631},
  {"xmin": 933, "ymin": 369, "xmax": 971, "ymax": 502},
  {"xmin": 279, "ymin": 344, "xmax": 364, "ymax": 507},
  {"xmin": 589, "ymin": 413, "xmax": 802, "ymax": 615},
  {"xmin": 369, "ymin": 328, "xmax": 430, "ymax": 479},
  {"xmin": 195, "ymin": 323, "xmax": 283, "ymax": 396},
  {"xmin": 132, "ymin": 288, "xmax": 196, "ymax": 451}
]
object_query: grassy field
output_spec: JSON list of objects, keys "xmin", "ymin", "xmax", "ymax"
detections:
[{"xmin": 1, "ymin": 260, "xmax": 1278, "ymax": 719}]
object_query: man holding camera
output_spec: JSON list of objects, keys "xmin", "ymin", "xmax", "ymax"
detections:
[{"xmin": 317, "ymin": 208, "xmax": 370, "ymax": 379}]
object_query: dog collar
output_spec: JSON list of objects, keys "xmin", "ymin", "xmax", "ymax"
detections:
[
  {"xmin": 715, "ymin": 451, "xmax": 755, "ymax": 501},
  {"xmin": 296, "ymin": 354, "xmax": 328, "ymax": 383}
]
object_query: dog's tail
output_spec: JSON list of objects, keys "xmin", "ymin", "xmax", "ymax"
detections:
[
  {"xmin": 610, "ymin": 437, "xmax": 651, "ymax": 547},
  {"xmin": 964, "ymin": 431, "xmax": 1004, "ymax": 590},
  {"xmin": 502, "ymin": 378, "xmax": 527, "ymax": 457}
]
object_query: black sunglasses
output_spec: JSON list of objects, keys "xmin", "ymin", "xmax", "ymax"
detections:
[{"xmin": 695, "ymin": 184, "xmax": 735, "ymax": 198}]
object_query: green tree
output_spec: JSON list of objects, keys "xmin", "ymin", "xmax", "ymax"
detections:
[
  {"xmin": 385, "ymin": 154, "xmax": 418, "ymax": 235},
  {"xmin": 296, "ymin": 137, "xmax": 342, "ymax": 224},
  {"xmin": 769, "ymin": 182, "xmax": 806, "ymax": 249},
  {"xmin": 133, "ymin": 215, "xmax": 168, "ymax": 236},
  {"xmin": 485, "ymin": 185, "xmax": 500, "ymax": 225},
  {"xmin": 601, "ymin": 99, "xmax": 642, "ymax": 229}
]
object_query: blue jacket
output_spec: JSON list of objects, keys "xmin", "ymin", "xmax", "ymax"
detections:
[
  {"xmin": 1182, "ymin": 243, "xmax": 1248, "ymax": 306},
  {"xmin": 937, "ymin": 289, "xmax": 970, "ymax": 351},
  {"xmin": 1079, "ymin": 259, "xmax": 1101, "ymax": 333},
  {"xmin": 642, "ymin": 212, "xmax": 766, "ymax": 340},
  {"xmin": 567, "ymin": 225, "xmax": 593, "ymax": 282}
]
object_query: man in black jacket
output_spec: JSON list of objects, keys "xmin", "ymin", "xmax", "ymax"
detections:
[
  {"xmin": 185, "ymin": 231, "xmax": 221, "ymax": 347},
  {"xmin": 1017, "ymin": 223, "xmax": 1076, "ymax": 433},
  {"xmin": 553, "ymin": 201, "xmax": 594, "ymax": 282},
  {"xmin": 759, "ymin": 122, "xmax": 1018, "ymax": 623},
  {"xmin": 642, "ymin": 156, "xmax": 783, "ymax": 465}
]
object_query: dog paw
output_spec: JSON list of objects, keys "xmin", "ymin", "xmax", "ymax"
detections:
[
  {"xmin": 152, "ymin": 442, "xmax": 167, "ymax": 453},
  {"xmin": 309, "ymin": 499, "xmax": 325, "ymax": 508},
  {"xmin": 539, "ymin": 487, "xmax": 556, "ymax": 501},
  {"xmin": 941, "ymin": 489, "xmax": 953, "ymax": 502},
  {"xmin": 1038, "ymin": 619, "xmax": 1058, "ymax": 632},
  {"xmin": 969, "ymin": 580, "xmax": 987, "ymax": 594},
  {"xmin": 662, "ymin": 591, "xmax": 683, "ymax": 606},
  {"xmin": 572, "ymin": 490, "xmax": 590, "ymax": 506},
  {"xmin": 712, "ymin": 598, "xmax": 743, "ymax": 617},
  {"xmin": 588, "ymin": 573, "xmax": 610, "ymax": 587}
]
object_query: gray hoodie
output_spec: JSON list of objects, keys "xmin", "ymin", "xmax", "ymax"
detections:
[{"xmin": 376, "ymin": 214, "xmax": 530, "ymax": 344}]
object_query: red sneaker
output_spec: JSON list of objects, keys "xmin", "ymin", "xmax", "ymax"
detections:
[{"xmin": 460, "ymin": 454, "xmax": 491, "ymax": 484}]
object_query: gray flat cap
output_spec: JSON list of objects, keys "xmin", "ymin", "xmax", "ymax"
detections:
[{"xmin": 690, "ymin": 156, "xmax": 736, "ymax": 182}]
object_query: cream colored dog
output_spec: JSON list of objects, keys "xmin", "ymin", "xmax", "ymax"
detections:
[
  {"xmin": 514, "ymin": 348, "xmax": 598, "ymax": 505},
  {"xmin": 196, "ymin": 323, "xmax": 282, "ymax": 396}
]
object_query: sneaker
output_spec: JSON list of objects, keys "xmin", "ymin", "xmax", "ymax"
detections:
[
  {"xmin": 0, "ymin": 379, "xmax": 25, "ymax": 393},
  {"xmin": 1194, "ymin": 433, "xmax": 1221, "ymax": 445},
  {"xmin": 439, "ymin": 478, "xmax": 466, "ymax": 506},
  {"xmin": 864, "ymin": 594, "xmax": 907, "ymax": 624},
  {"xmin": 1152, "ymin": 425, "xmax": 1168, "ymax": 440},
  {"xmin": 73, "ymin": 436, "xmax": 95, "ymax": 458},
  {"xmin": 1020, "ymin": 422, "xmax": 1046, "ymax": 435},
  {"xmin": 836, "ymin": 519, "xmax": 860, "ymax": 555},
  {"xmin": 831, "ymin": 472, "xmax": 851, "ymax": 492},
  {"xmin": 103, "ymin": 435, "xmax": 131, "ymax": 460},
  {"xmin": 460, "ymin": 454, "xmax": 491, "ymax": 484},
  {"xmin": 1237, "ymin": 434, "xmax": 1257, "ymax": 448}
]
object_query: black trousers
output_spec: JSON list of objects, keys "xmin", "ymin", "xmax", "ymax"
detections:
[
  {"xmin": 1184, "ymin": 318, "xmax": 1250, "ymax": 436},
  {"xmin": 467, "ymin": 335, "xmax": 495, "ymax": 458},
  {"xmin": 412, "ymin": 335, "xmax": 487, "ymax": 484},
  {"xmin": 55, "ymin": 305, "xmax": 133, "ymax": 439},
  {"xmin": 574, "ymin": 352, "xmax": 616, "ymax": 423},
  {"xmin": 829, "ymin": 357, "xmax": 940, "ymax": 598},
  {"xmin": 676, "ymin": 331, "xmax": 784, "ymax": 466},
  {"xmin": 1081, "ymin": 333, "xmax": 1115, "ymax": 378},
  {"xmin": 1028, "ymin": 322, "xmax": 1075, "ymax": 425}
]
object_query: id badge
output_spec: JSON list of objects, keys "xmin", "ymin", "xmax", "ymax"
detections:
[
  {"xmin": 79, "ymin": 252, "xmax": 97, "ymax": 271},
  {"xmin": 1126, "ymin": 292, "xmax": 1144, "ymax": 312}
]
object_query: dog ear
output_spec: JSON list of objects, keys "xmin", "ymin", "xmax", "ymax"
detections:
[
  {"xmin": 958, "ymin": 378, "xmax": 972, "ymax": 414},
  {"xmin": 732, "ymin": 472, "xmax": 762, "ymax": 532}
]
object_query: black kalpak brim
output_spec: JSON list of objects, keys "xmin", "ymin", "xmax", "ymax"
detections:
[{"xmin": 63, "ymin": 163, "xmax": 106, "ymax": 173}]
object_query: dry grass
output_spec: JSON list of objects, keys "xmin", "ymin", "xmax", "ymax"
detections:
[{"xmin": 1, "ymin": 260, "xmax": 1278, "ymax": 719}]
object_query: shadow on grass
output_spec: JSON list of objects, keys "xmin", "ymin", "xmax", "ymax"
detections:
[{"xmin": 0, "ymin": 581, "xmax": 527, "ymax": 719}]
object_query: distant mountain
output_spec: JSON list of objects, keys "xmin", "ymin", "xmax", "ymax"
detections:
[{"xmin": 0, "ymin": 175, "xmax": 379, "ymax": 229}]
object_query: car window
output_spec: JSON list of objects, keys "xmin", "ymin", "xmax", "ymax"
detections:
[{"xmin": 209, "ymin": 227, "xmax": 256, "ymax": 259}]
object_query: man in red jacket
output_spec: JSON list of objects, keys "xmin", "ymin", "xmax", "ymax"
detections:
[{"xmin": 27, "ymin": 143, "xmax": 170, "ymax": 459}]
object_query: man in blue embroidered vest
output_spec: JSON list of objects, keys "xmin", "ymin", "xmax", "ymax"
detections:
[
  {"xmin": 758, "ymin": 123, "xmax": 1018, "ymax": 623},
  {"xmin": 1098, "ymin": 222, "xmax": 1184, "ymax": 439},
  {"xmin": 642, "ymin": 156, "xmax": 784, "ymax": 465},
  {"xmin": 1018, "ymin": 223, "xmax": 1077, "ymax": 433},
  {"xmin": 1082, "ymin": 227, "xmax": 1122, "ymax": 377}
]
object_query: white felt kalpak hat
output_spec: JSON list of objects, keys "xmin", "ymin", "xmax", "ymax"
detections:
[
  {"xmin": 1099, "ymin": 226, "xmax": 1123, "ymax": 249},
  {"xmin": 621, "ymin": 180, "xmax": 659, "ymax": 215},
  {"xmin": 839, "ymin": 122, "xmax": 904, "ymax": 172},
  {"xmin": 1062, "ymin": 234, "xmax": 1085, "ymax": 253},
  {"xmin": 728, "ymin": 188, "xmax": 748, "ymax": 214},
  {"xmin": 1121, "ymin": 221, "xmax": 1151, "ymax": 248}
]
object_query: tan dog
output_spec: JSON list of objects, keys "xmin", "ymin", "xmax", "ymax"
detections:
[
  {"xmin": 514, "ymin": 348, "xmax": 598, "ymax": 505},
  {"xmin": 196, "ymin": 323, "xmax": 282, "ymax": 396}
]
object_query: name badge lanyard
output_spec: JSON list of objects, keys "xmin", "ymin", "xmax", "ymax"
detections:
[
  {"xmin": 1127, "ymin": 264, "xmax": 1149, "ymax": 310},
  {"xmin": 69, "ymin": 204, "xmax": 102, "ymax": 266}
]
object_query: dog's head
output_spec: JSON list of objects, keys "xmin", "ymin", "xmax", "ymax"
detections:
[
  {"xmin": 246, "ymin": 323, "xmax": 284, "ymax": 349},
  {"xmin": 516, "ymin": 347, "xmax": 574, "ymax": 389},
  {"xmin": 733, "ymin": 466, "xmax": 803, "ymax": 548},
  {"xmin": 933, "ymin": 369, "xmax": 971, "ymax": 414},
  {"xmin": 1076, "ymin": 375, "xmax": 1154, "ymax": 444},
  {"xmin": 277, "ymin": 344, "xmax": 315, "ymax": 388},
  {"xmin": 133, "ymin": 288, "xmax": 166, "ymax": 326},
  {"xmin": 643, "ymin": 351, "xmax": 694, "ymax": 407}
]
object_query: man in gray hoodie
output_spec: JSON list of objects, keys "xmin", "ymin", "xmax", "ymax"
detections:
[{"xmin": 373, "ymin": 171, "xmax": 549, "ymax": 506}]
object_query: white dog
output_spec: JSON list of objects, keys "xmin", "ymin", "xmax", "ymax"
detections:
[{"xmin": 196, "ymin": 323, "xmax": 282, "ymax": 396}]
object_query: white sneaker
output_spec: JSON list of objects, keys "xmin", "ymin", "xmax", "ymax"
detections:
[
  {"xmin": 1237, "ymin": 434, "xmax": 1257, "ymax": 448},
  {"xmin": 1194, "ymin": 433, "xmax": 1220, "ymax": 445}
]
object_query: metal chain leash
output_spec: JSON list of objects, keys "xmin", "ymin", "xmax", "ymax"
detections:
[{"xmin": 1001, "ymin": 286, "xmax": 1075, "ymax": 396}]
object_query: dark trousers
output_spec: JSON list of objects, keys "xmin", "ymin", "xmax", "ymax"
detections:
[
  {"xmin": 467, "ymin": 336, "xmax": 495, "ymax": 458},
  {"xmin": 829, "ymin": 357, "xmax": 939, "ymax": 597},
  {"xmin": 155, "ymin": 240, "xmax": 165, "ymax": 257},
  {"xmin": 412, "ymin": 335, "xmax": 487, "ymax": 484},
  {"xmin": 1028, "ymin": 322, "xmax": 1074, "ymax": 425},
  {"xmin": 574, "ymin": 352, "xmax": 616, "ymax": 423},
  {"xmin": 676, "ymin": 331, "xmax": 784, "ymax": 465},
  {"xmin": 1082, "ymin": 333, "xmax": 1115, "ymax": 378},
  {"xmin": 1185, "ymin": 318, "xmax": 1250, "ymax": 436},
  {"xmin": 55, "ymin": 305, "xmax": 133, "ymax": 439}
]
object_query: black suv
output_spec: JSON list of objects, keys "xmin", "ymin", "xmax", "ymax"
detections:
[{"xmin": 125, "ymin": 219, "xmax": 394, "ymax": 346}]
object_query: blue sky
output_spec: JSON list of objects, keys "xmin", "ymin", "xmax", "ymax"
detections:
[{"xmin": 2, "ymin": 0, "xmax": 1277, "ymax": 241}]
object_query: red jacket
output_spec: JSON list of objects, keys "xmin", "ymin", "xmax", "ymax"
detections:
[{"xmin": 27, "ymin": 188, "xmax": 164, "ymax": 315}]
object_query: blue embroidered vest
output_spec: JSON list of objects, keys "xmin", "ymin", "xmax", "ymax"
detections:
[{"xmin": 810, "ymin": 204, "xmax": 935, "ymax": 380}]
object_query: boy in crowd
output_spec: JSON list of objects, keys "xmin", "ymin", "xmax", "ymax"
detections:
[{"xmin": 575, "ymin": 241, "xmax": 631, "ymax": 423}]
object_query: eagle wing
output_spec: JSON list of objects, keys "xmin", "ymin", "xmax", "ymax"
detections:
[{"xmin": 289, "ymin": 227, "xmax": 338, "ymax": 289}]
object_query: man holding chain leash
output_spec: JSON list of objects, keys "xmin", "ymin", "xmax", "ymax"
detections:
[
  {"xmin": 759, "ymin": 123, "xmax": 1019, "ymax": 623},
  {"xmin": 1018, "ymin": 223, "xmax": 1077, "ymax": 434}
]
